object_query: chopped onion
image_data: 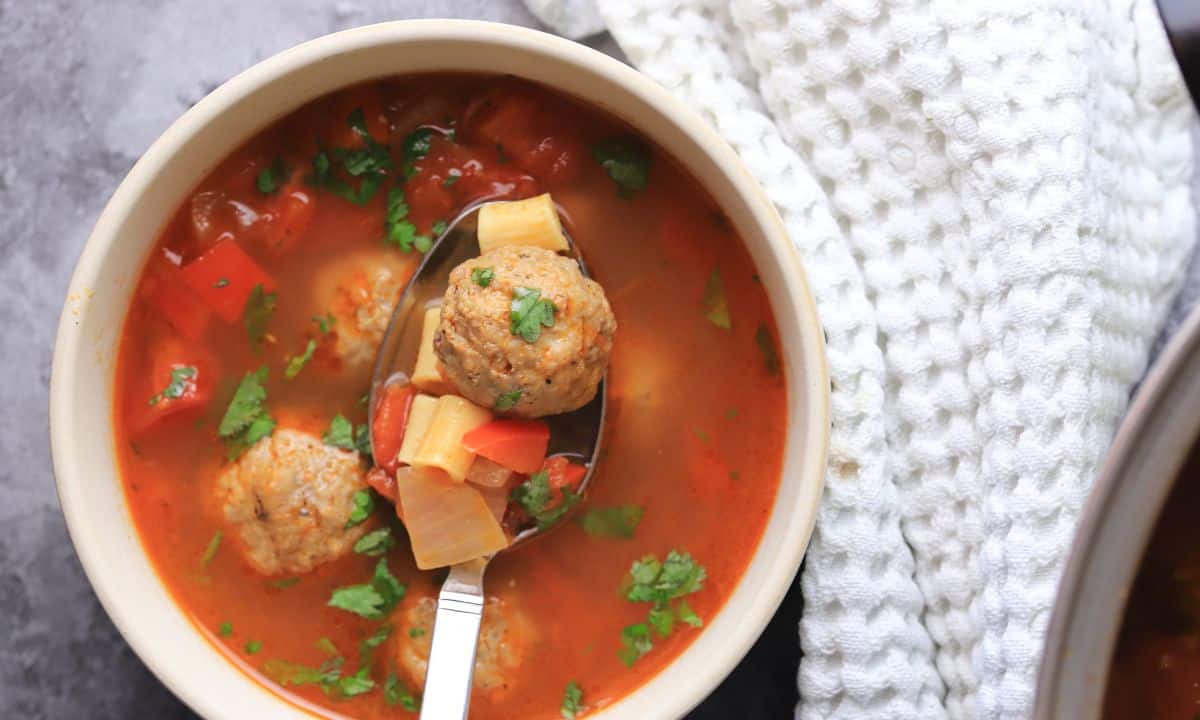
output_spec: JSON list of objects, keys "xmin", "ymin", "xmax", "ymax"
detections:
[{"xmin": 395, "ymin": 467, "xmax": 508, "ymax": 569}]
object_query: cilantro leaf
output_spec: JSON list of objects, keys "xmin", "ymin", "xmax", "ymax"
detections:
[
  {"xmin": 510, "ymin": 287, "xmax": 557, "ymax": 342},
  {"xmin": 315, "ymin": 637, "xmax": 339, "ymax": 656},
  {"xmin": 578, "ymin": 505, "xmax": 643, "ymax": 539},
  {"xmin": 218, "ymin": 621, "xmax": 233, "ymax": 637},
  {"xmin": 257, "ymin": 156, "xmax": 289, "ymax": 194},
  {"xmin": 401, "ymin": 127, "xmax": 434, "ymax": 177},
  {"xmin": 322, "ymin": 414, "xmax": 356, "ymax": 449},
  {"xmin": 408, "ymin": 627, "xmax": 425, "ymax": 639},
  {"xmin": 592, "ymin": 136, "xmax": 651, "ymax": 198},
  {"xmin": 262, "ymin": 656, "xmax": 344, "ymax": 688},
  {"xmin": 385, "ymin": 187, "xmax": 420, "ymax": 252},
  {"xmin": 243, "ymin": 284, "xmax": 277, "ymax": 347},
  {"xmin": 647, "ymin": 606, "xmax": 675, "ymax": 638},
  {"xmin": 618, "ymin": 623, "xmax": 653, "ymax": 667},
  {"xmin": 755, "ymin": 323, "xmax": 780, "ymax": 376},
  {"xmin": 218, "ymin": 367, "xmax": 275, "ymax": 459},
  {"xmin": 677, "ymin": 599, "xmax": 703, "ymax": 628},
  {"xmin": 313, "ymin": 313, "xmax": 336, "ymax": 335},
  {"xmin": 200, "ymin": 530, "xmax": 223, "ymax": 567},
  {"xmin": 354, "ymin": 423, "xmax": 372, "ymax": 456},
  {"xmin": 560, "ymin": 680, "xmax": 584, "ymax": 719},
  {"xmin": 432, "ymin": 220, "xmax": 448, "ymax": 236},
  {"xmin": 385, "ymin": 673, "xmax": 420, "ymax": 711},
  {"xmin": 494, "ymin": 388, "xmax": 521, "ymax": 411},
  {"xmin": 335, "ymin": 666, "xmax": 375, "ymax": 697},
  {"xmin": 306, "ymin": 109, "xmax": 391, "ymax": 205},
  {"xmin": 703, "ymin": 268, "xmax": 732, "ymax": 330},
  {"xmin": 511, "ymin": 471, "xmax": 581, "ymax": 530},
  {"xmin": 245, "ymin": 640, "xmax": 263, "ymax": 655},
  {"xmin": 353, "ymin": 527, "xmax": 394, "ymax": 557},
  {"xmin": 358, "ymin": 624, "xmax": 391, "ymax": 663},
  {"xmin": 328, "ymin": 584, "xmax": 386, "ymax": 619},
  {"xmin": 471, "ymin": 266, "xmax": 495, "ymax": 288},
  {"xmin": 148, "ymin": 365, "xmax": 197, "ymax": 405},
  {"xmin": 442, "ymin": 172, "xmax": 460, "ymax": 187},
  {"xmin": 346, "ymin": 489, "xmax": 374, "ymax": 529},
  {"xmin": 284, "ymin": 339, "xmax": 317, "ymax": 380}
]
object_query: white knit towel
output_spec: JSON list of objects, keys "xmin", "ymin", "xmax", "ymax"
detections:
[{"xmin": 525, "ymin": 1, "xmax": 1197, "ymax": 718}]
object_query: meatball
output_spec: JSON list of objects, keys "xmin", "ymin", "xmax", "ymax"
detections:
[
  {"xmin": 435, "ymin": 246, "xmax": 615, "ymax": 417},
  {"xmin": 396, "ymin": 592, "xmax": 532, "ymax": 694},
  {"xmin": 214, "ymin": 429, "xmax": 370, "ymax": 575},
  {"xmin": 312, "ymin": 249, "xmax": 415, "ymax": 368}
]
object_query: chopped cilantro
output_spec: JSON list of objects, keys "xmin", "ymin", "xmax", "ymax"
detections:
[
  {"xmin": 218, "ymin": 621, "xmax": 233, "ymax": 637},
  {"xmin": 703, "ymin": 268, "xmax": 732, "ymax": 330},
  {"xmin": 200, "ymin": 530, "xmax": 222, "ymax": 567},
  {"xmin": 306, "ymin": 108, "xmax": 391, "ymax": 205},
  {"xmin": 471, "ymin": 266, "xmax": 495, "ymax": 288},
  {"xmin": 495, "ymin": 143, "xmax": 510, "ymax": 164},
  {"xmin": 313, "ymin": 313, "xmax": 336, "ymax": 335},
  {"xmin": 511, "ymin": 471, "xmax": 581, "ymax": 530},
  {"xmin": 353, "ymin": 527, "xmax": 394, "ymax": 557},
  {"xmin": 591, "ymin": 136, "xmax": 651, "ymax": 198},
  {"xmin": 245, "ymin": 640, "xmax": 263, "ymax": 654},
  {"xmin": 694, "ymin": 427, "xmax": 709, "ymax": 442},
  {"xmin": 385, "ymin": 673, "xmax": 420, "ymax": 711},
  {"xmin": 256, "ymin": 156, "xmax": 289, "ymax": 194},
  {"xmin": 327, "ymin": 558, "xmax": 405, "ymax": 619},
  {"xmin": 432, "ymin": 219, "xmax": 448, "ymax": 236},
  {"xmin": 284, "ymin": 339, "xmax": 317, "ymax": 380},
  {"xmin": 616, "ymin": 551, "xmax": 707, "ymax": 665},
  {"xmin": 442, "ymin": 171, "xmax": 460, "ymax": 188},
  {"xmin": 218, "ymin": 367, "xmax": 275, "ymax": 459},
  {"xmin": 354, "ymin": 423, "xmax": 372, "ymax": 456},
  {"xmin": 510, "ymin": 287, "xmax": 557, "ymax": 342},
  {"xmin": 494, "ymin": 388, "xmax": 521, "ymax": 411},
  {"xmin": 755, "ymin": 323, "xmax": 780, "ymax": 376},
  {"xmin": 729, "ymin": 470, "xmax": 741, "ymax": 481},
  {"xmin": 243, "ymin": 283, "xmax": 277, "ymax": 347},
  {"xmin": 401, "ymin": 127, "xmax": 435, "ymax": 177},
  {"xmin": 323, "ymin": 414, "xmax": 355, "ymax": 449},
  {"xmin": 268, "ymin": 577, "xmax": 300, "ymax": 590},
  {"xmin": 315, "ymin": 637, "xmax": 339, "ymax": 656},
  {"xmin": 618, "ymin": 623, "xmax": 653, "ymax": 667},
  {"xmin": 725, "ymin": 408, "xmax": 739, "ymax": 420},
  {"xmin": 335, "ymin": 666, "xmax": 375, "ymax": 697},
  {"xmin": 578, "ymin": 506, "xmax": 643, "ymax": 539},
  {"xmin": 148, "ymin": 365, "xmax": 196, "ymax": 406},
  {"xmin": 346, "ymin": 489, "xmax": 374, "ymax": 528},
  {"xmin": 385, "ymin": 187, "xmax": 419, "ymax": 252},
  {"xmin": 413, "ymin": 234, "xmax": 433, "ymax": 253},
  {"xmin": 408, "ymin": 627, "xmax": 426, "ymax": 639},
  {"xmin": 359, "ymin": 624, "xmax": 391, "ymax": 663},
  {"xmin": 560, "ymin": 680, "xmax": 584, "ymax": 719},
  {"xmin": 214, "ymin": 277, "xmax": 229, "ymax": 288},
  {"xmin": 263, "ymin": 656, "xmax": 343, "ymax": 688}
]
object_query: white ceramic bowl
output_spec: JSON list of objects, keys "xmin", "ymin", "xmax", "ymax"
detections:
[{"xmin": 50, "ymin": 20, "xmax": 829, "ymax": 720}]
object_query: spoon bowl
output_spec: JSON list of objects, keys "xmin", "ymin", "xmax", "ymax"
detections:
[{"xmin": 368, "ymin": 200, "xmax": 606, "ymax": 719}]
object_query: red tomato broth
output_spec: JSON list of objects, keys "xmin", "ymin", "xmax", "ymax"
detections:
[{"xmin": 113, "ymin": 75, "xmax": 786, "ymax": 719}]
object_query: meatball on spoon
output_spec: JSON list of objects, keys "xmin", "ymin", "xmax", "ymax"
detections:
[{"xmin": 370, "ymin": 201, "xmax": 606, "ymax": 720}]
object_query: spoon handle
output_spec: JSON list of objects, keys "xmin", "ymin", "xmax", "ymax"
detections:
[{"xmin": 419, "ymin": 558, "xmax": 489, "ymax": 720}]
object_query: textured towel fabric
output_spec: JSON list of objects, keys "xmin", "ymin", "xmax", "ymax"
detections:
[{"xmin": 527, "ymin": 1, "xmax": 1196, "ymax": 718}]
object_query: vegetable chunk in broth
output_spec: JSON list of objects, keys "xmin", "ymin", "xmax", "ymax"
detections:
[{"xmin": 113, "ymin": 75, "xmax": 786, "ymax": 719}]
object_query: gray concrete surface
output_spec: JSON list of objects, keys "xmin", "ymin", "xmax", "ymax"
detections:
[{"xmin": 0, "ymin": 2, "xmax": 804, "ymax": 718}]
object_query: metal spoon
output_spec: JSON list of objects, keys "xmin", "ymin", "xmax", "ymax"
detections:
[{"xmin": 369, "ymin": 201, "xmax": 606, "ymax": 720}]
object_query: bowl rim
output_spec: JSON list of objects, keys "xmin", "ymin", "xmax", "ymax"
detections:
[
  {"xmin": 1034, "ymin": 302, "xmax": 1200, "ymax": 718},
  {"xmin": 50, "ymin": 19, "xmax": 829, "ymax": 719}
]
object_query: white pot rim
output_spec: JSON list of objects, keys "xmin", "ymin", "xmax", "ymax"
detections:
[{"xmin": 51, "ymin": 19, "xmax": 829, "ymax": 720}]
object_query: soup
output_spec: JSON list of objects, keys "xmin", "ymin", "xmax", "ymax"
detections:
[
  {"xmin": 114, "ymin": 74, "xmax": 786, "ymax": 718},
  {"xmin": 1105, "ymin": 446, "xmax": 1200, "ymax": 717}
]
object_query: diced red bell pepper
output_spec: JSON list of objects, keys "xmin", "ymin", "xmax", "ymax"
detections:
[
  {"xmin": 141, "ymin": 254, "xmax": 212, "ymax": 341},
  {"xmin": 178, "ymin": 237, "xmax": 275, "ymax": 323},
  {"xmin": 541, "ymin": 455, "xmax": 587, "ymax": 491},
  {"xmin": 371, "ymin": 382, "xmax": 416, "ymax": 473},
  {"xmin": 127, "ymin": 336, "xmax": 216, "ymax": 437},
  {"xmin": 461, "ymin": 419, "xmax": 551, "ymax": 475}
]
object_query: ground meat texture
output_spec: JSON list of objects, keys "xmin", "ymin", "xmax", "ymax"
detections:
[
  {"xmin": 435, "ymin": 246, "xmax": 615, "ymax": 417},
  {"xmin": 396, "ymin": 593, "xmax": 532, "ymax": 695},
  {"xmin": 312, "ymin": 249, "xmax": 414, "ymax": 369},
  {"xmin": 214, "ymin": 429, "xmax": 370, "ymax": 575}
]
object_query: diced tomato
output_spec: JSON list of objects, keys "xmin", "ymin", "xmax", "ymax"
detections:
[
  {"xmin": 327, "ymin": 87, "xmax": 390, "ymax": 149},
  {"xmin": 461, "ymin": 419, "xmax": 551, "ymax": 475},
  {"xmin": 371, "ymin": 382, "xmax": 416, "ymax": 472},
  {"xmin": 127, "ymin": 336, "xmax": 216, "ymax": 437},
  {"xmin": 178, "ymin": 238, "xmax": 275, "ymax": 323},
  {"xmin": 258, "ymin": 185, "xmax": 316, "ymax": 255},
  {"xmin": 141, "ymin": 254, "xmax": 212, "ymax": 341},
  {"xmin": 365, "ymin": 466, "xmax": 397, "ymax": 503},
  {"xmin": 465, "ymin": 90, "xmax": 584, "ymax": 188},
  {"xmin": 541, "ymin": 455, "xmax": 587, "ymax": 492}
]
